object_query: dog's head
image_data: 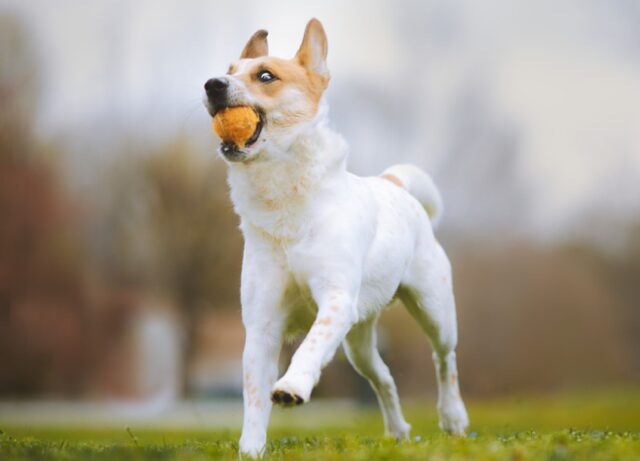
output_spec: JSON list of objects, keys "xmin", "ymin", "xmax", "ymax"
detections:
[{"xmin": 204, "ymin": 18, "xmax": 330, "ymax": 163}]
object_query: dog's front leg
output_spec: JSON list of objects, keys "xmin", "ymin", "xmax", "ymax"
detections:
[
  {"xmin": 238, "ymin": 234, "xmax": 287, "ymax": 458},
  {"xmin": 239, "ymin": 321, "xmax": 283, "ymax": 458},
  {"xmin": 272, "ymin": 281, "xmax": 357, "ymax": 405}
]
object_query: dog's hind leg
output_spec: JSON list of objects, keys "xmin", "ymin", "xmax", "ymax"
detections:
[
  {"xmin": 398, "ymin": 241, "xmax": 469, "ymax": 435},
  {"xmin": 343, "ymin": 316, "xmax": 411, "ymax": 439}
]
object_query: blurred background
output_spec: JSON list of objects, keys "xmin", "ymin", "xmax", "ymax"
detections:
[{"xmin": 1, "ymin": 0, "xmax": 639, "ymax": 422}]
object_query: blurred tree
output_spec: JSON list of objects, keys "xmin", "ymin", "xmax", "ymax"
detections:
[
  {"xmin": 0, "ymin": 14, "xmax": 94, "ymax": 396},
  {"xmin": 0, "ymin": 14, "xmax": 37, "ymax": 156},
  {"xmin": 603, "ymin": 224, "xmax": 640, "ymax": 380},
  {"xmin": 95, "ymin": 140, "xmax": 243, "ymax": 394}
]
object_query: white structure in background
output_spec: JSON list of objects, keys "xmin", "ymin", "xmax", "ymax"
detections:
[
  {"xmin": 129, "ymin": 302, "xmax": 182, "ymax": 410},
  {"xmin": 189, "ymin": 311, "xmax": 244, "ymax": 398}
]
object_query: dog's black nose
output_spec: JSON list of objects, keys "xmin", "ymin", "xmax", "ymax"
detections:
[{"xmin": 204, "ymin": 78, "xmax": 229, "ymax": 96}]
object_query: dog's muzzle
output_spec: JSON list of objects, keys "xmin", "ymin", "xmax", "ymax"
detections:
[{"xmin": 204, "ymin": 77, "xmax": 265, "ymax": 162}]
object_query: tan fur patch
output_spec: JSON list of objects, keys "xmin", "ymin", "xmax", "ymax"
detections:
[
  {"xmin": 317, "ymin": 316, "xmax": 332, "ymax": 326},
  {"xmin": 227, "ymin": 19, "xmax": 330, "ymax": 130},
  {"xmin": 382, "ymin": 173, "xmax": 404, "ymax": 188},
  {"xmin": 240, "ymin": 29, "xmax": 268, "ymax": 59},
  {"xmin": 230, "ymin": 56, "xmax": 326, "ymax": 128},
  {"xmin": 295, "ymin": 18, "xmax": 329, "ymax": 83}
]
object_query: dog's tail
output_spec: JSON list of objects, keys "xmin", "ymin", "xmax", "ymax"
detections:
[{"xmin": 381, "ymin": 164, "xmax": 443, "ymax": 230}]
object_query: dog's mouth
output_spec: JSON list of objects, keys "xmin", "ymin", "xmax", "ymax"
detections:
[
  {"xmin": 213, "ymin": 106, "xmax": 265, "ymax": 162},
  {"xmin": 244, "ymin": 108, "xmax": 265, "ymax": 148}
]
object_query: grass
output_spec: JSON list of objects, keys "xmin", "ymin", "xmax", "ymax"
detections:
[{"xmin": 1, "ymin": 388, "xmax": 639, "ymax": 460}]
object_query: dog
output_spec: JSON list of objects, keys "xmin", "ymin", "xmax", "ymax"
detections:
[{"xmin": 204, "ymin": 18, "xmax": 469, "ymax": 458}]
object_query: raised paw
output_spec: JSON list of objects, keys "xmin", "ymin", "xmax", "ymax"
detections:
[
  {"xmin": 270, "ymin": 389, "xmax": 304, "ymax": 407},
  {"xmin": 271, "ymin": 373, "xmax": 313, "ymax": 407}
]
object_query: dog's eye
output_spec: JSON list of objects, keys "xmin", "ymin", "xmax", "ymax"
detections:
[{"xmin": 257, "ymin": 70, "xmax": 276, "ymax": 83}]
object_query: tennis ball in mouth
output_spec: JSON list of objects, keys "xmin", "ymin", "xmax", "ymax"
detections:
[{"xmin": 212, "ymin": 106, "xmax": 260, "ymax": 147}]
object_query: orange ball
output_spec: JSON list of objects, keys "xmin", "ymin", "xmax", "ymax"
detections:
[{"xmin": 212, "ymin": 106, "xmax": 260, "ymax": 147}]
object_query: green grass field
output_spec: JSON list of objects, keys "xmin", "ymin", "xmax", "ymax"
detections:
[{"xmin": 1, "ymin": 389, "xmax": 639, "ymax": 460}]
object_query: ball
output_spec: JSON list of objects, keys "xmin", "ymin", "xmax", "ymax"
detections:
[{"xmin": 212, "ymin": 106, "xmax": 260, "ymax": 147}]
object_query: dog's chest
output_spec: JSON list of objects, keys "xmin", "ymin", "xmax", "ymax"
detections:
[{"xmin": 229, "ymin": 162, "xmax": 323, "ymax": 241}]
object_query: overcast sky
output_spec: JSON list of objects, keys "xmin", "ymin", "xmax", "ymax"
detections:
[{"xmin": 2, "ymin": 0, "xmax": 640, "ymax": 243}]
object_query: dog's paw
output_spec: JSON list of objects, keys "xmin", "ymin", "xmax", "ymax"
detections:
[
  {"xmin": 271, "ymin": 374, "xmax": 313, "ymax": 407},
  {"xmin": 239, "ymin": 436, "xmax": 265, "ymax": 459},
  {"xmin": 385, "ymin": 421, "xmax": 411, "ymax": 441},
  {"xmin": 270, "ymin": 389, "xmax": 304, "ymax": 407},
  {"xmin": 239, "ymin": 447, "xmax": 263, "ymax": 460},
  {"xmin": 438, "ymin": 398, "xmax": 469, "ymax": 435}
]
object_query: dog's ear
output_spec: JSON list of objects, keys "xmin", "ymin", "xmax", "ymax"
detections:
[
  {"xmin": 295, "ymin": 18, "xmax": 329, "ymax": 80},
  {"xmin": 240, "ymin": 29, "xmax": 268, "ymax": 59}
]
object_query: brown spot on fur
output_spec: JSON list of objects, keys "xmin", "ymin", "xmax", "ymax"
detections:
[
  {"xmin": 317, "ymin": 316, "xmax": 332, "ymax": 326},
  {"xmin": 263, "ymin": 198, "xmax": 279, "ymax": 211},
  {"xmin": 330, "ymin": 305, "xmax": 339, "ymax": 312},
  {"xmin": 382, "ymin": 173, "xmax": 404, "ymax": 188},
  {"xmin": 449, "ymin": 373, "xmax": 457, "ymax": 386}
]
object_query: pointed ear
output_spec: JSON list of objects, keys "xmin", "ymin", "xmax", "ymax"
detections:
[
  {"xmin": 295, "ymin": 18, "xmax": 329, "ymax": 79},
  {"xmin": 240, "ymin": 29, "xmax": 268, "ymax": 59}
]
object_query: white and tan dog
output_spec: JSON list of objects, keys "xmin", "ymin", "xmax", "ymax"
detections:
[{"xmin": 204, "ymin": 18, "xmax": 469, "ymax": 458}]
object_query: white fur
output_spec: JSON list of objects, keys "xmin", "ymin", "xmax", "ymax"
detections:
[
  {"xmin": 206, "ymin": 22, "xmax": 468, "ymax": 457},
  {"xmin": 222, "ymin": 103, "xmax": 469, "ymax": 458},
  {"xmin": 381, "ymin": 164, "xmax": 444, "ymax": 229}
]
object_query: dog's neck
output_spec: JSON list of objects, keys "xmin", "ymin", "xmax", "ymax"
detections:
[{"xmin": 226, "ymin": 103, "xmax": 348, "ymax": 241}]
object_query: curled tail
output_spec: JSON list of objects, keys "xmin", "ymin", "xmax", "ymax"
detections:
[{"xmin": 381, "ymin": 164, "xmax": 444, "ymax": 229}]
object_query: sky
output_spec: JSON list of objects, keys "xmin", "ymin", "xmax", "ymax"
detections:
[{"xmin": 2, "ymin": 0, "xmax": 640, "ymax": 244}]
